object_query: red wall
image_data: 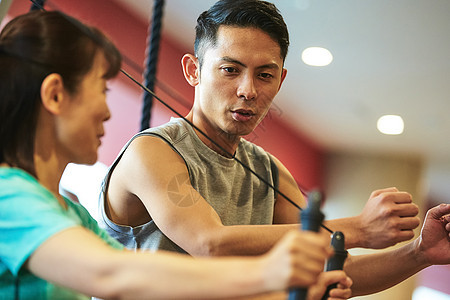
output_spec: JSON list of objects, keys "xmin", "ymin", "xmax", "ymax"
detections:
[{"xmin": 4, "ymin": 0, "xmax": 323, "ymax": 192}]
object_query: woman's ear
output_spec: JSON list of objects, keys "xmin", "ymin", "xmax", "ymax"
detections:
[
  {"xmin": 181, "ymin": 54, "xmax": 200, "ymax": 87},
  {"xmin": 40, "ymin": 73, "xmax": 65, "ymax": 115}
]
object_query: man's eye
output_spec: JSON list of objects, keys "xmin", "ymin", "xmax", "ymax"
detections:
[
  {"xmin": 222, "ymin": 67, "xmax": 237, "ymax": 73},
  {"xmin": 259, "ymin": 73, "xmax": 274, "ymax": 79}
]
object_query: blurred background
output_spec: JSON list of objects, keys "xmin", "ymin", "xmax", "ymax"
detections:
[{"xmin": 2, "ymin": 0, "xmax": 449, "ymax": 299}]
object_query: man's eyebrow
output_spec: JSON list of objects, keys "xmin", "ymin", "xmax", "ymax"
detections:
[
  {"xmin": 220, "ymin": 56, "xmax": 280, "ymax": 70},
  {"xmin": 220, "ymin": 56, "xmax": 246, "ymax": 68}
]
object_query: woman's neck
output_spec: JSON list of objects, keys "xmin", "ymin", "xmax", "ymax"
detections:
[
  {"xmin": 34, "ymin": 152, "xmax": 68, "ymax": 209},
  {"xmin": 34, "ymin": 120, "xmax": 69, "ymax": 208}
]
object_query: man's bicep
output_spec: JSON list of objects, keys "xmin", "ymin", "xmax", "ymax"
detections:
[
  {"xmin": 271, "ymin": 155, "xmax": 306, "ymax": 224},
  {"xmin": 122, "ymin": 136, "xmax": 224, "ymax": 254}
]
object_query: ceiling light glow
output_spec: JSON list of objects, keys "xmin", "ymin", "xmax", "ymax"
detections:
[
  {"xmin": 301, "ymin": 47, "xmax": 333, "ymax": 66},
  {"xmin": 377, "ymin": 115, "xmax": 404, "ymax": 135}
]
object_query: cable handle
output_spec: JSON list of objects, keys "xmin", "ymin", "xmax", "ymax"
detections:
[
  {"xmin": 321, "ymin": 231, "xmax": 348, "ymax": 300},
  {"xmin": 288, "ymin": 190, "xmax": 324, "ymax": 300}
]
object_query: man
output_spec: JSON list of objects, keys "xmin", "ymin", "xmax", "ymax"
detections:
[{"xmin": 99, "ymin": 0, "xmax": 450, "ymax": 296}]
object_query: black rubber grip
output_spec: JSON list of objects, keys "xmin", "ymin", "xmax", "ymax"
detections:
[
  {"xmin": 288, "ymin": 191, "xmax": 324, "ymax": 300},
  {"xmin": 321, "ymin": 231, "xmax": 348, "ymax": 300}
]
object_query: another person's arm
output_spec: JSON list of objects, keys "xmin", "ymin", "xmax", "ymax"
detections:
[{"xmin": 344, "ymin": 203, "xmax": 450, "ymax": 296}]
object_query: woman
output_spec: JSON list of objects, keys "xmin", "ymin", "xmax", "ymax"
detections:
[{"xmin": 0, "ymin": 10, "xmax": 352, "ymax": 299}]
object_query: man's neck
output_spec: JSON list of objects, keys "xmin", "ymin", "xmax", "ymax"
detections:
[{"xmin": 185, "ymin": 112, "xmax": 240, "ymax": 158}]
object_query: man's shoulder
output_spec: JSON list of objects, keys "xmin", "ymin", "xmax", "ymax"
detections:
[
  {"xmin": 238, "ymin": 138, "xmax": 273, "ymax": 161},
  {"xmin": 139, "ymin": 118, "xmax": 187, "ymax": 141},
  {"xmin": 239, "ymin": 138, "xmax": 269, "ymax": 154}
]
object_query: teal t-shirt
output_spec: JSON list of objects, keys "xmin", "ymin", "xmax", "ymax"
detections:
[{"xmin": 0, "ymin": 167, "xmax": 124, "ymax": 299}]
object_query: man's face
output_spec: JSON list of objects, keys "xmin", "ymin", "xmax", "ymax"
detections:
[{"xmin": 194, "ymin": 25, "xmax": 287, "ymax": 138}]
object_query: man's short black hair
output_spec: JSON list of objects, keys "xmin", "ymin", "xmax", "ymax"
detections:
[{"xmin": 194, "ymin": 0, "xmax": 289, "ymax": 67}]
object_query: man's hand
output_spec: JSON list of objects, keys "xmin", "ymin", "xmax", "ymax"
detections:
[
  {"xmin": 417, "ymin": 203, "xmax": 450, "ymax": 265},
  {"xmin": 262, "ymin": 231, "xmax": 332, "ymax": 291},
  {"xmin": 307, "ymin": 270, "xmax": 352, "ymax": 300},
  {"xmin": 356, "ymin": 187, "xmax": 420, "ymax": 249}
]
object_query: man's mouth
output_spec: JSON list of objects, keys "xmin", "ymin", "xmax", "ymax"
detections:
[{"xmin": 232, "ymin": 109, "xmax": 255, "ymax": 122}]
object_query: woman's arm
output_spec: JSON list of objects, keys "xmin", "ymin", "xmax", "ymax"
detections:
[{"xmin": 27, "ymin": 227, "xmax": 332, "ymax": 299}]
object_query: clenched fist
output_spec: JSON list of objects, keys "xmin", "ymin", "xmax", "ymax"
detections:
[{"xmin": 356, "ymin": 187, "xmax": 420, "ymax": 249}]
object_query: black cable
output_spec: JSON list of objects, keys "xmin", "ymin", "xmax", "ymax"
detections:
[
  {"xmin": 141, "ymin": 0, "xmax": 165, "ymax": 131},
  {"xmin": 29, "ymin": 0, "xmax": 44, "ymax": 11}
]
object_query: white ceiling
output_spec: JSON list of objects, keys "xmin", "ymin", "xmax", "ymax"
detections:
[{"xmin": 117, "ymin": 0, "xmax": 450, "ymax": 163}]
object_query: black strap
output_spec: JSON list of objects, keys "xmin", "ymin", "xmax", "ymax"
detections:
[{"xmin": 269, "ymin": 156, "xmax": 279, "ymax": 199}]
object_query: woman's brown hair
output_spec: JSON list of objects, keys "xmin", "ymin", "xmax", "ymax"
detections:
[{"xmin": 0, "ymin": 10, "xmax": 121, "ymax": 176}]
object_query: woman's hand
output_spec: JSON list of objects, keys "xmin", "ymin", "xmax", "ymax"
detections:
[{"xmin": 307, "ymin": 270, "xmax": 352, "ymax": 300}]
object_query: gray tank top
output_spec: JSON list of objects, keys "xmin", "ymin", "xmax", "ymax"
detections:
[{"xmin": 99, "ymin": 118, "xmax": 278, "ymax": 254}]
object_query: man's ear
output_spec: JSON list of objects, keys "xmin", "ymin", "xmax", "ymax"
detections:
[
  {"xmin": 40, "ymin": 73, "xmax": 65, "ymax": 115},
  {"xmin": 181, "ymin": 54, "xmax": 200, "ymax": 87},
  {"xmin": 278, "ymin": 68, "xmax": 287, "ymax": 92}
]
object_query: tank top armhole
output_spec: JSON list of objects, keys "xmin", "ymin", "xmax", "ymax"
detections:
[{"xmin": 269, "ymin": 155, "xmax": 279, "ymax": 201}]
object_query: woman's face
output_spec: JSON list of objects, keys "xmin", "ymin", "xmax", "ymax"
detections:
[{"xmin": 56, "ymin": 52, "xmax": 111, "ymax": 165}]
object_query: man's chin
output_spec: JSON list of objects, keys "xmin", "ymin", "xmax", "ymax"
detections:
[
  {"xmin": 218, "ymin": 121, "xmax": 258, "ymax": 140},
  {"xmin": 239, "ymin": 126, "xmax": 257, "ymax": 137},
  {"xmin": 226, "ymin": 129, "xmax": 254, "ymax": 139}
]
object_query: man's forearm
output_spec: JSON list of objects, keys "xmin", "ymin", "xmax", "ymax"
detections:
[
  {"xmin": 199, "ymin": 224, "xmax": 298, "ymax": 256},
  {"xmin": 323, "ymin": 217, "xmax": 363, "ymax": 249}
]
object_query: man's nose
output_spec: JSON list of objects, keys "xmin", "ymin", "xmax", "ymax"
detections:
[{"xmin": 237, "ymin": 74, "xmax": 257, "ymax": 101}]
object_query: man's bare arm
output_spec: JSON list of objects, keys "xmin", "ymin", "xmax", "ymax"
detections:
[
  {"xmin": 108, "ymin": 136, "xmax": 299, "ymax": 256},
  {"xmin": 271, "ymin": 155, "xmax": 420, "ymax": 249}
]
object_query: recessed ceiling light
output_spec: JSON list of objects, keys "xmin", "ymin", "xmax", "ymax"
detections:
[
  {"xmin": 377, "ymin": 115, "xmax": 404, "ymax": 135},
  {"xmin": 301, "ymin": 47, "xmax": 333, "ymax": 66}
]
